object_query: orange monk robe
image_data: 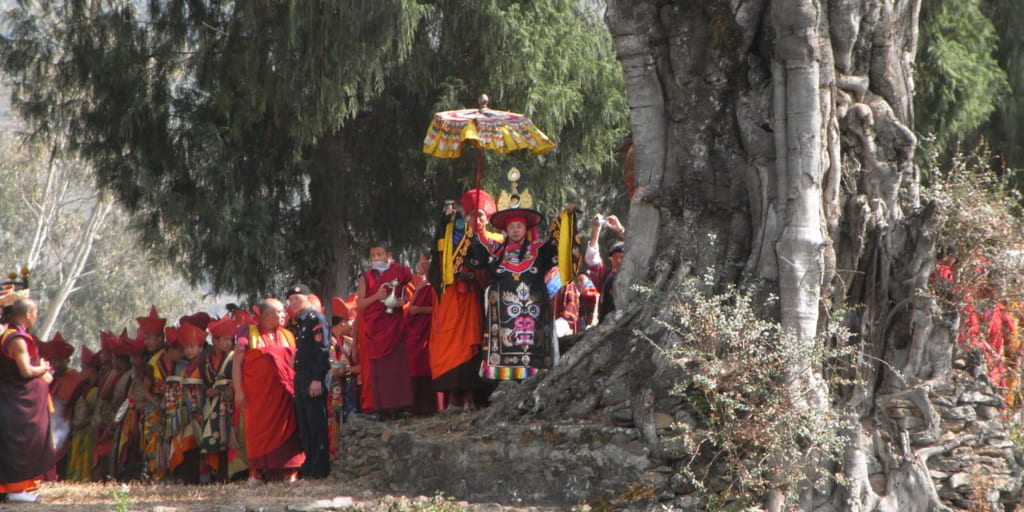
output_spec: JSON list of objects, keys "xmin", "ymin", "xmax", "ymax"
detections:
[{"xmin": 429, "ymin": 231, "xmax": 502, "ymax": 382}]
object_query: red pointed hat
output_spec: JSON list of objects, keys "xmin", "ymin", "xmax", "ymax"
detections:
[
  {"xmin": 46, "ymin": 332, "xmax": 75, "ymax": 359},
  {"xmin": 165, "ymin": 326, "xmax": 181, "ymax": 348},
  {"xmin": 100, "ymin": 330, "xmax": 120, "ymax": 351},
  {"xmin": 137, "ymin": 306, "xmax": 167, "ymax": 335},
  {"xmin": 178, "ymin": 322, "xmax": 207, "ymax": 346},
  {"xmin": 208, "ymin": 316, "xmax": 238, "ymax": 338},
  {"xmin": 130, "ymin": 331, "xmax": 146, "ymax": 354},
  {"xmin": 331, "ymin": 295, "xmax": 358, "ymax": 321},
  {"xmin": 37, "ymin": 339, "xmax": 53, "ymax": 359},
  {"xmin": 111, "ymin": 329, "xmax": 136, "ymax": 356},
  {"xmin": 460, "ymin": 189, "xmax": 497, "ymax": 218},
  {"xmin": 80, "ymin": 345, "xmax": 100, "ymax": 368}
]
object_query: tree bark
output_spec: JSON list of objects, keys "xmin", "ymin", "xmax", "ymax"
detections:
[
  {"xmin": 309, "ymin": 130, "xmax": 352, "ymax": 305},
  {"xmin": 472, "ymin": 0, "xmax": 1013, "ymax": 510}
]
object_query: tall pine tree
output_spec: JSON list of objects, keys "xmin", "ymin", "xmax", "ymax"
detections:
[{"xmin": 0, "ymin": 0, "xmax": 626, "ymax": 301}]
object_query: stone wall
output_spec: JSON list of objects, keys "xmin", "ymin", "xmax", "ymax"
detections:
[
  {"xmin": 337, "ymin": 355, "xmax": 1023, "ymax": 510},
  {"xmin": 337, "ymin": 416, "xmax": 659, "ymax": 508}
]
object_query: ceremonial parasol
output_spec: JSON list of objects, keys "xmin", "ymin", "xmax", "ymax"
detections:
[{"xmin": 422, "ymin": 94, "xmax": 556, "ymax": 193}]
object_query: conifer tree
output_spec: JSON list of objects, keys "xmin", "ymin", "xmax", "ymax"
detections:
[{"xmin": 0, "ymin": 0, "xmax": 626, "ymax": 300}]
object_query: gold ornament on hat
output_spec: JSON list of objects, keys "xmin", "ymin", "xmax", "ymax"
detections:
[
  {"xmin": 496, "ymin": 164, "xmax": 533, "ymax": 210},
  {"xmin": 1, "ymin": 266, "xmax": 30, "ymax": 307}
]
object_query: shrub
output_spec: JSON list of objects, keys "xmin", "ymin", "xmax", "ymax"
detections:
[{"xmin": 643, "ymin": 276, "xmax": 856, "ymax": 506}]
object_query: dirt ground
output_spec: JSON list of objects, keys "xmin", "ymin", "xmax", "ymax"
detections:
[{"xmin": 2, "ymin": 478, "xmax": 561, "ymax": 511}]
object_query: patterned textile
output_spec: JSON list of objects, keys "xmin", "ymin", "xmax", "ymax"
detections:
[{"xmin": 422, "ymin": 108, "xmax": 555, "ymax": 159}]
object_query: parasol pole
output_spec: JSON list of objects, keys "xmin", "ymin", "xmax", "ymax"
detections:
[{"xmin": 474, "ymin": 94, "xmax": 490, "ymax": 218}]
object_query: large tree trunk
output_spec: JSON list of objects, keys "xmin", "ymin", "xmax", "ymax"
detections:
[
  {"xmin": 310, "ymin": 131, "xmax": 353, "ymax": 305},
  {"xmin": 469, "ymin": 0, "xmax": 1019, "ymax": 510}
]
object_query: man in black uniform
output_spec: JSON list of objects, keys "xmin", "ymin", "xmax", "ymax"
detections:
[{"xmin": 285, "ymin": 284, "xmax": 332, "ymax": 480}]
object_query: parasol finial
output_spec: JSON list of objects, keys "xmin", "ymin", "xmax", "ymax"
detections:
[{"xmin": 478, "ymin": 94, "xmax": 490, "ymax": 110}]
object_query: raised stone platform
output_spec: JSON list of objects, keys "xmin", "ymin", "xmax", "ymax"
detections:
[{"xmin": 337, "ymin": 414, "xmax": 661, "ymax": 508}]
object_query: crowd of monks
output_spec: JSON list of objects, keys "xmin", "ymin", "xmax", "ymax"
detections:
[{"xmin": 1, "ymin": 188, "xmax": 627, "ymax": 500}]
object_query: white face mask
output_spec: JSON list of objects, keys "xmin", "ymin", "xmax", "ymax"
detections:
[{"xmin": 372, "ymin": 260, "xmax": 391, "ymax": 272}]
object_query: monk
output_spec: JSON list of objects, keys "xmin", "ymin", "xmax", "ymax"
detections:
[
  {"xmin": 405, "ymin": 252, "xmax": 437, "ymax": 415},
  {"xmin": 356, "ymin": 241, "xmax": 414, "ymax": 419},
  {"xmin": 137, "ymin": 306, "xmax": 169, "ymax": 478},
  {"xmin": 169, "ymin": 322, "xmax": 207, "ymax": 483},
  {"xmin": 145, "ymin": 328, "xmax": 183, "ymax": 480},
  {"xmin": 114, "ymin": 333, "xmax": 147, "ymax": 480},
  {"xmin": 0, "ymin": 298, "xmax": 56, "ymax": 502},
  {"xmin": 41, "ymin": 332, "xmax": 83, "ymax": 479},
  {"xmin": 93, "ymin": 331, "xmax": 127, "ymax": 481},
  {"xmin": 233, "ymin": 299, "xmax": 304, "ymax": 483},
  {"xmin": 200, "ymin": 315, "xmax": 243, "ymax": 482},
  {"xmin": 66, "ymin": 346, "xmax": 100, "ymax": 482},
  {"xmin": 429, "ymin": 190, "xmax": 503, "ymax": 412},
  {"xmin": 328, "ymin": 296, "xmax": 359, "ymax": 433}
]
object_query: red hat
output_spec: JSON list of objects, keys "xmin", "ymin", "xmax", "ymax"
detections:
[
  {"xmin": 208, "ymin": 316, "xmax": 238, "ymax": 338},
  {"xmin": 331, "ymin": 295, "xmax": 357, "ymax": 321},
  {"xmin": 80, "ymin": 345, "xmax": 100, "ymax": 368},
  {"xmin": 490, "ymin": 208, "xmax": 543, "ymax": 230},
  {"xmin": 46, "ymin": 332, "xmax": 75, "ymax": 359},
  {"xmin": 460, "ymin": 189, "xmax": 497, "ymax": 218},
  {"xmin": 179, "ymin": 312, "xmax": 212, "ymax": 330},
  {"xmin": 234, "ymin": 309, "xmax": 257, "ymax": 326},
  {"xmin": 137, "ymin": 306, "xmax": 167, "ymax": 335},
  {"xmin": 178, "ymin": 322, "xmax": 206, "ymax": 346},
  {"xmin": 131, "ymin": 331, "xmax": 146, "ymax": 354},
  {"xmin": 164, "ymin": 326, "xmax": 181, "ymax": 348},
  {"xmin": 100, "ymin": 330, "xmax": 120, "ymax": 351},
  {"xmin": 110, "ymin": 329, "xmax": 136, "ymax": 356}
]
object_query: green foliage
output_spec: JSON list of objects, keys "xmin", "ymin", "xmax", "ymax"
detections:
[
  {"xmin": 915, "ymin": 0, "xmax": 1009, "ymax": 161},
  {"xmin": 980, "ymin": 0, "xmax": 1024, "ymax": 180},
  {"xmin": 110, "ymin": 483, "xmax": 132, "ymax": 512},
  {"xmin": 644, "ymin": 277, "xmax": 855, "ymax": 504},
  {"xmin": 0, "ymin": 0, "xmax": 627, "ymax": 297}
]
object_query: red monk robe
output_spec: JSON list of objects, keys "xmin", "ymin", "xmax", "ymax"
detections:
[
  {"xmin": 405, "ymin": 274, "xmax": 436, "ymax": 415},
  {"xmin": 235, "ymin": 324, "xmax": 304, "ymax": 476},
  {"xmin": 358, "ymin": 263, "xmax": 414, "ymax": 412},
  {"xmin": 0, "ymin": 323, "xmax": 56, "ymax": 495}
]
